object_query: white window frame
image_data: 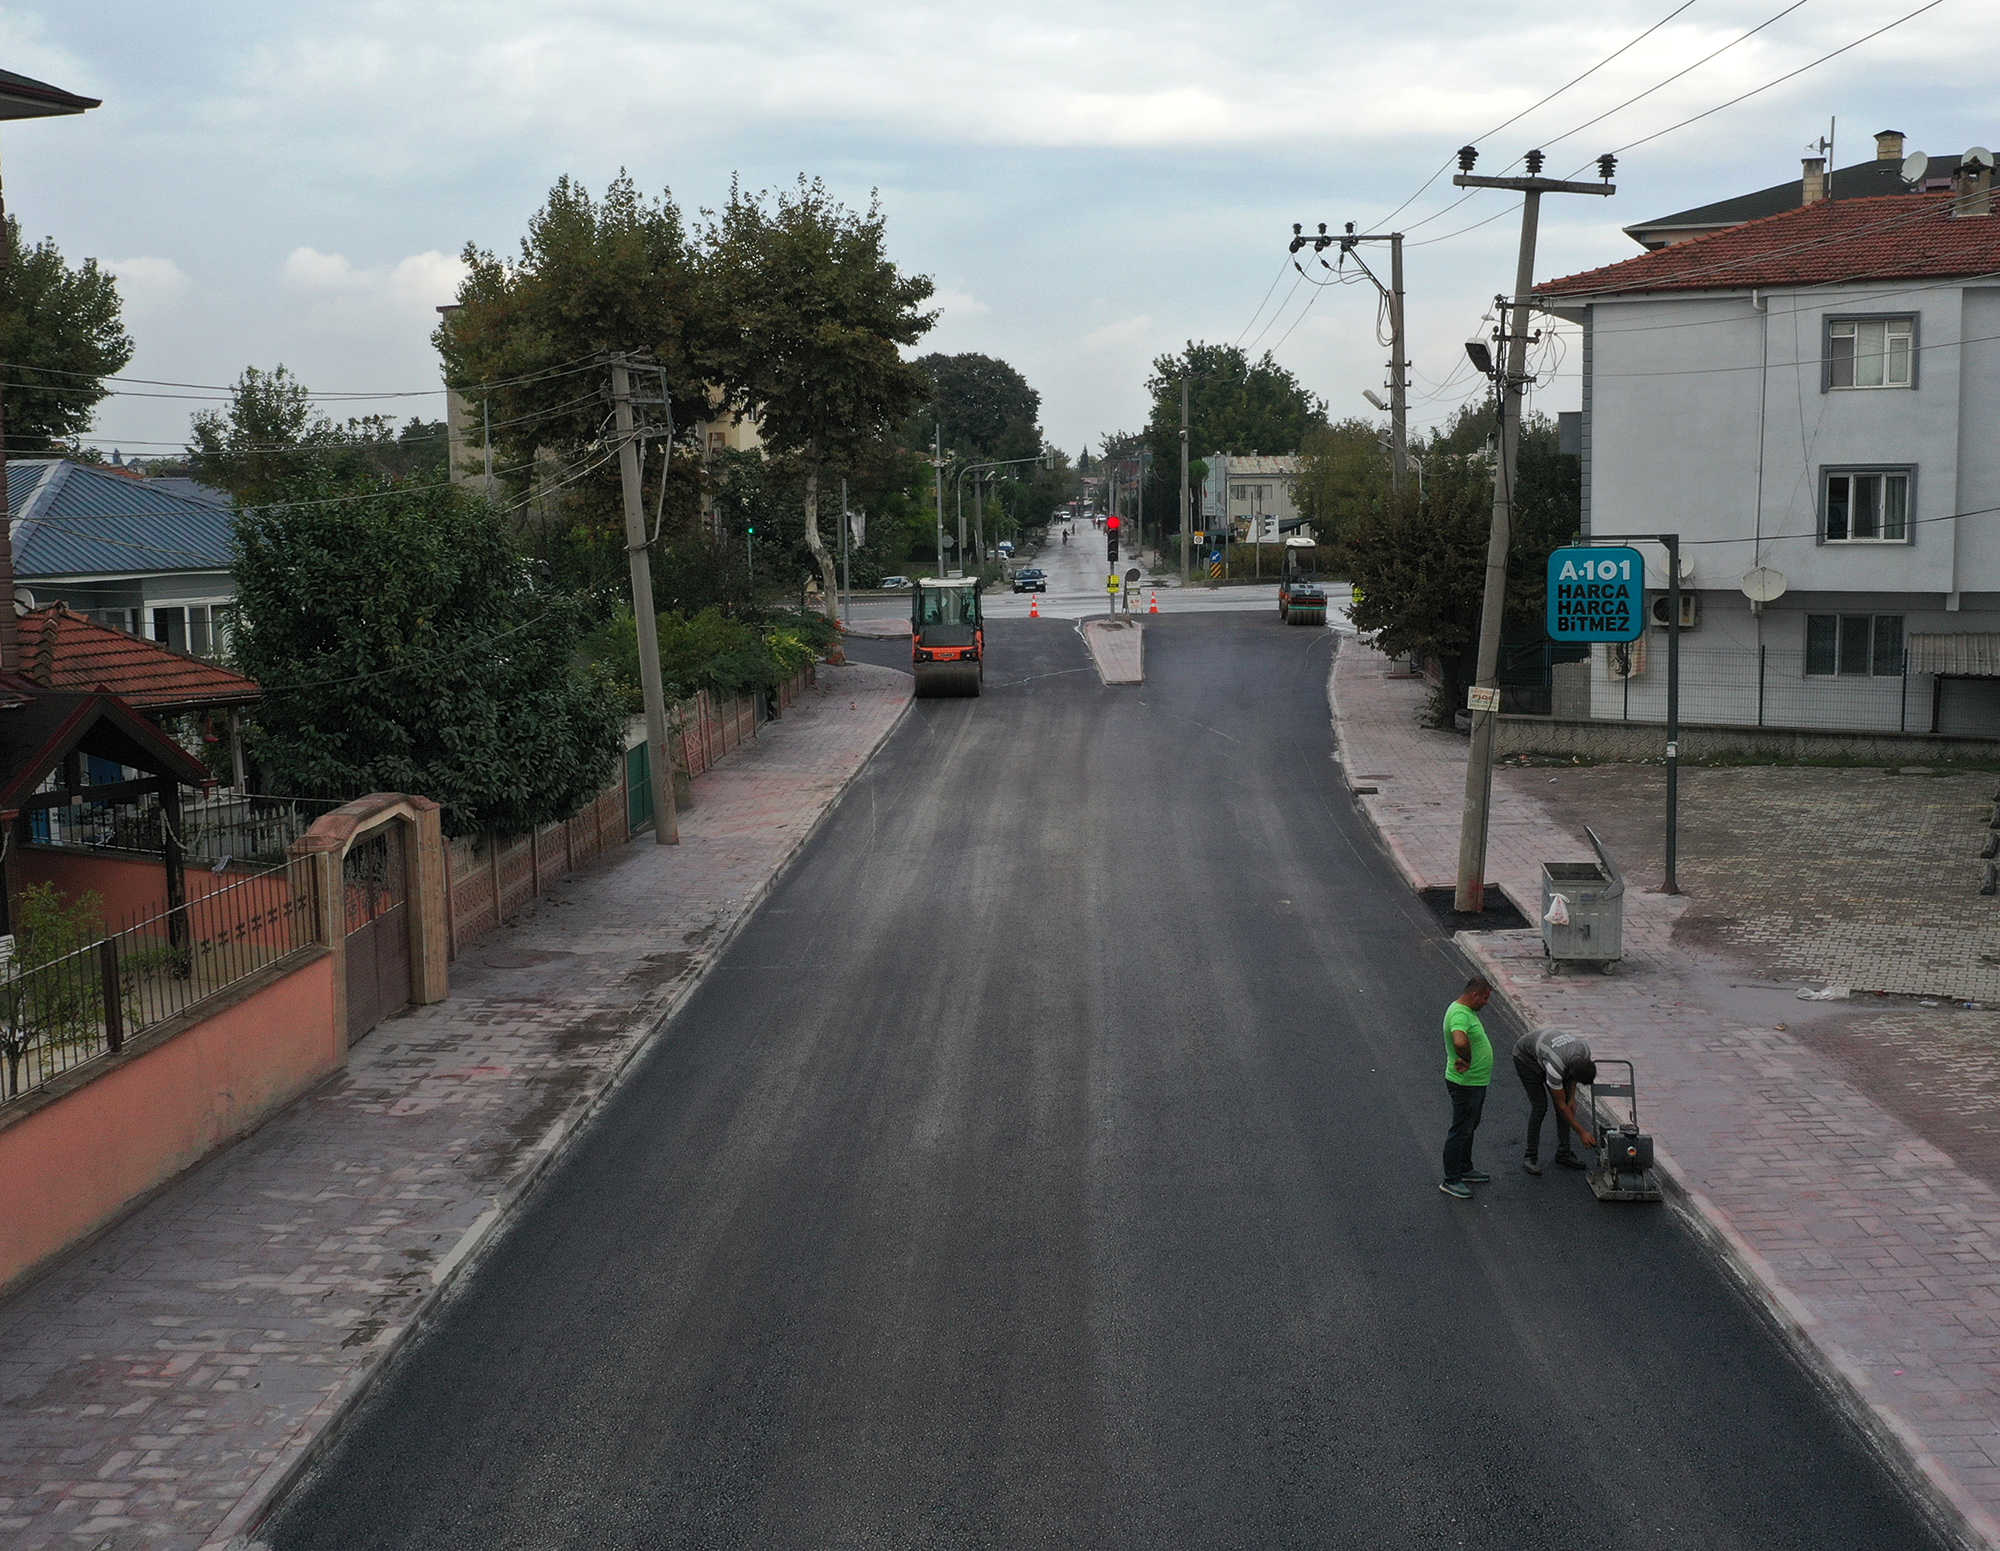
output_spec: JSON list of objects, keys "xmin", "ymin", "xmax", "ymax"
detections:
[
  {"xmin": 1820, "ymin": 467, "xmax": 1913, "ymax": 545},
  {"xmin": 1824, "ymin": 314, "xmax": 1916, "ymax": 391}
]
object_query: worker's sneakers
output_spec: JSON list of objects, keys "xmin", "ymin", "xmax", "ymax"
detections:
[
  {"xmin": 1522, "ymin": 1157, "xmax": 1543, "ymax": 1176},
  {"xmin": 1438, "ymin": 1180, "xmax": 1473, "ymax": 1200},
  {"xmin": 1461, "ymin": 1169, "xmax": 1492, "ymax": 1183},
  {"xmin": 1555, "ymin": 1152, "xmax": 1588, "ymax": 1170}
]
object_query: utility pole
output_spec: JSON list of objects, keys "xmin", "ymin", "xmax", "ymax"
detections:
[
  {"xmin": 839, "ymin": 477, "xmax": 851, "ymax": 626},
  {"xmin": 1388, "ymin": 233, "xmax": 1408, "ymax": 493},
  {"xmin": 1451, "ymin": 147, "xmax": 1615, "ymax": 911},
  {"xmin": 610, "ymin": 355, "xmax": 678, "ymax": 845},
  {"xmin": 933, "ymin": 422, "xmax": 947, "ymax": 577},
  {"xmin": 1179, "ymin": 373, "xmax": 1191, "ymax": 588},
  {"xmin": 1291, "ymin": 223, "xmax": 1407, "ymax": 493}
]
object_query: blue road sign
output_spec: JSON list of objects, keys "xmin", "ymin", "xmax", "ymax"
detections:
[{"xmin": 1547, "ymin": 545, "xmax": 1644, "ymax": 642}]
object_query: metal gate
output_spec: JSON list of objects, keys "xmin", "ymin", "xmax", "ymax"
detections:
[{"xmin": 343, "ymin": 822, "xmax": 411, "ymax": 1042}]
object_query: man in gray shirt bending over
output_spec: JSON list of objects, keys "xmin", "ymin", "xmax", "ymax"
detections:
[{"xmin": 1514, "ymin": 1026, "xmax": 1598, "ymax": 1174}]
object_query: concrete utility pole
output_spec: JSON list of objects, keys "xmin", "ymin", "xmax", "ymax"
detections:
[
  {"xmin": 1291, "ymin": 224, "xmax": 1407, "ymax": 494},
  {"xmin": 1179, "ymin": 373, "xmax": 1191, "ymax": 588},
  {"xmin": 610, "ymin": 355, "xmax": 678, "ymax": 846},
  {"xmin": 933, "ymin": 422, "xmax": 947, "ymax": 577},
  {"xmin": 839, "ymin": 477, "xmax": 851, "ymax": 626},
  {"xmin": 1450, "ymin": 148, "xmax": 1614, "ymax": 912}
]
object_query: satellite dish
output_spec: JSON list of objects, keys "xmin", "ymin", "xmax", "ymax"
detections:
[
  {"xmin": 1902, "ymin": 151, "xmax": 1930, "ymax": 184},
  {"xmin": 1966, "ymin": 146, "xmax": 1997, "ymax": 171},
  {"xmin": 1740, "ymin": 565, "xmax": 1788, "ymax": 603}
]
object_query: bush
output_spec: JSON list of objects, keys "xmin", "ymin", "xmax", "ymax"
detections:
[{"xmin": 589, "ymin": 605, "xmax": 819, "ymax": 713}]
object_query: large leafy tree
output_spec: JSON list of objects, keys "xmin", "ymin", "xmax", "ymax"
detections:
[
  {"xmin": 1293, "ymin": 418, "xmax": 1392, "ymax": 545},
  {"xmin": 232, "ymin": 473, "xmax": 622, "ymax": 836},
  {"xmin": 917, "ymin": 352, "xmax": 1041, "ymax": 463},
  {"xmin": 0, "ymin": 218, "xmax": 133, "ymax": 452},
  {"xmin": 703, "ymin": 177, "xmax": 935, "ymax": 602},
  {"xmin": 437, "ymin": 173, "xmax": 704, "ymax": 600},
  {"xmin": 1141, "ymin": 342, "xmax": 1325, "ymax": 463}
]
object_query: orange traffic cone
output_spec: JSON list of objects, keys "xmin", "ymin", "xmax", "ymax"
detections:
[
  {"xmin": 1030, "ymin": 593, "xmax": 1040, "ymax": 618},
  {"xmin": 1148, "ymin": 589, "xmax": 1159, "ymax": 614}
]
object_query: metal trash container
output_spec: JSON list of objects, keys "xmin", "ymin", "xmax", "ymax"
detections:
[{"xmin": 1541, "ymin": 825, "xmax": 1625, "ymax": 973}]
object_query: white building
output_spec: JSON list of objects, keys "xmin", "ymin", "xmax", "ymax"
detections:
[
  {"xmin": 1199, "ymin": 453, "xmax": 1308, "ymax": 542},
  {"xmin": 1536, "ymin": 157, "xmax": 2000, "ymax": 737}
]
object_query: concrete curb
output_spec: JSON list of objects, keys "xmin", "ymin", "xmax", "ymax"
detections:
[
  {"xmin": 206, "ymin": 678, "xmax": 915, "ymax": 1550},
  {"xmin": 1324, "ymin": 641, "xmax": 1994, "ymax": 1551},
  {"xmin": 1080, "ymin": 618, "xmax": 1144, "ymax": 685}
]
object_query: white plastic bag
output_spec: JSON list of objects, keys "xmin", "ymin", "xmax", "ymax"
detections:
[{"xmin": 1543, "ymin": 893, "xmax": 1571, "ymax": 927}]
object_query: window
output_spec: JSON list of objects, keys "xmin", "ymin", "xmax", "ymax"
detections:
[
  {"xmin": 1827, "ymin": 316, "xmax": 1914, "ymax": 389},
  {"xmin": 1822, "ymin": 469, "xmax": 1910, "ymax": 542},
  {"xmin": 1230, "ymin": 484, "xmax": 1247, "ymax": 500},
  {"xmin": 1806, "ymin": 614, "xmax": 1904, "ymax": 676},
  {"xmin": 151, "ymin": 603, "xmax": 230, "ymax": 658}
]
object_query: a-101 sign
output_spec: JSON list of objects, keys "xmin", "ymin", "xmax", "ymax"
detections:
[{"xmin": 1546, "ymin": 545, "xmax": 1644, "ymax": 642}]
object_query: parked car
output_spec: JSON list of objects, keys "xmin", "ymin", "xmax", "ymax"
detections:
[
  {"xmin": 997, "ymin": 541, "xmax": 1015, "ymax": 556},
  {"xmin": 1012, "ymin": 568, "xmax": 1047, "ymax": 593},
  {"xmin": 881, "ymin": 575, "xmax": 913, "ymax": 590}
]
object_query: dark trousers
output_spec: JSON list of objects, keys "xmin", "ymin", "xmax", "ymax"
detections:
[
  {"xmin": 1442, "ymin": 1080, "xmax": 1487, "ymax": 1182},
  {"xmin": 1515, "ymin": 1055, "xmax": 1577, "ymax": 1162}
]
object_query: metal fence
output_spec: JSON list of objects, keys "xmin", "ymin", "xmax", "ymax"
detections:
[
  {"xmin": 0, "ymin": 860, "xmax": 322, "ymax": 1104},
  {"xmin": 32, "ymin": 791, "xmax": 343, "ymax": 867},
  {"xmin": 1564, "ymin": 643, "xmax": 1933, "ymax": 733}
]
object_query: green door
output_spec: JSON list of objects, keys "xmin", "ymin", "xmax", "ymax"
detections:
[{"xmin": 626, "ymin": 741, "xmax": 652, "ymax": 832}]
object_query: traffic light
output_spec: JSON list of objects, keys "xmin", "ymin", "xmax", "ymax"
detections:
[{"xmin": 1106, "ymin": 513, "xmax": 1119, "ymax": 565}]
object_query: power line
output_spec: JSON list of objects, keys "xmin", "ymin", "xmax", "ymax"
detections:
[
  {"xmin": 1371, "ymin": 0, "xmax": 1702, "ymax": 230},
  {"xmin": 0, "ymin": 352, "xmax": 605, "ymax": 401}
]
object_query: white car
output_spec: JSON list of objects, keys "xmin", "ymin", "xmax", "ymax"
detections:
[{"xmin": 880, "ymin": 575, "xmax": 913, "ymax": 590}]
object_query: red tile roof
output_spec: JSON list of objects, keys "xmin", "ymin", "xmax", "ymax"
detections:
[
  {"xmin": 14, "ymin": 605, "xmax": 259, "ymax": 713},
  {"xmin": 1537, "ymin": 193, "xmax": 2000, "ymax": 299}
]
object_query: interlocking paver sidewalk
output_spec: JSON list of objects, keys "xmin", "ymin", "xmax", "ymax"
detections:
[
  {"xmin": 0, "ymin": 662, "xmax": 910, "ymax": 1551},
  {"xmin": 1331, "ymin": 638, "xmax": 2000, "ymax": 1549}
]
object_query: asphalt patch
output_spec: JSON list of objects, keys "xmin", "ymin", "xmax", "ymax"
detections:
[{"xmin": 1417, "ymin": 884, "xmax": 1531, "ymax": 932}]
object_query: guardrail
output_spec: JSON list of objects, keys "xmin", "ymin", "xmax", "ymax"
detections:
[{"xmin": 0, "ymin": 860, "xmax": 322, "ymax": 1105}]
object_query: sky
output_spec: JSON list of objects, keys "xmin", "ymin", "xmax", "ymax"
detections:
[{"xmin": 3, "ymin": 0, "xmax": 1986, "ymax": 461}]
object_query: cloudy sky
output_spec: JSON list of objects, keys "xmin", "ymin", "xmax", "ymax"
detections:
[{"xmin": 5, "ymin": 0, "xmax": 1983, "ymax": 459}]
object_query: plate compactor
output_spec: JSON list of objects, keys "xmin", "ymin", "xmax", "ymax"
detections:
[{"xmin": 1583, "ymin": 1059, "xmax": 1664, "ymax": 1203}]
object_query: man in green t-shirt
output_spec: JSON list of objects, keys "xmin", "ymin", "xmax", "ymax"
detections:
[{"xmin": 1440, "ymin": 976, "xmax": 1495, "ymax": 1199}]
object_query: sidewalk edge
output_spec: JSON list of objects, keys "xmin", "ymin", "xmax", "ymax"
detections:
[
  {"xmin": 1327, "ymin": 642, "xmax": 1997, "ymax": 1551},
  {"xmin": 205, "ymin": 681, "xmax": 914, "ymax": 1551}
]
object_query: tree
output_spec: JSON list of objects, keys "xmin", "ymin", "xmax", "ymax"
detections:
[
  {"xmin": 0, "ymin": 218, "xmax": 132, "ymax": 452},
  {"xmin": 1342, "ymin": 414, "xmax": 1580, "ymax": 724},
  {"xmin": 1142, "ymin": 342, "xmax": 1325, "ymax": 463},
  {"xmin": 437, "ymin": 173, "xmax": 704, "ymax": 600},
  {"xmin": 231, "ymin": 473, "xmax": 623, "ymax": 836},
  {"xmin": 703, "ymin": 177, "xmax": 935, "ymax": 603},
  {"xmin": 188, "ymin": 365, "xmax": 448, "ymax": 503},
  {"xmin": 916, "ymin": 352, "xmax": 1041, "ymax": 463},
  {"xmin": 1294, "ymin": 418, "xmax": 1391, "ymax": 545}
]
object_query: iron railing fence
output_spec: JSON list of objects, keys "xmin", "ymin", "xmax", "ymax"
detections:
[
  {"xmin": 0, "ymin": 860, "xmax": 323, "ymax": 1105},
  {"xmin": 1555, "ymin": 643, "xmax": 1937, "ymax": 735},
  {"xmin": 31, "ymin": 791, "xmax": 343, "ymax": 867}
]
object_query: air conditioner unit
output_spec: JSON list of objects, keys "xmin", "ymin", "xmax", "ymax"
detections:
[
  {"xmin": 1650, "ymin": 592, "xmax": 1699, "ymax": 630},
  {"xmin": 1603, "ymin": 638, "xmax": 1647, "ymax": 680}
]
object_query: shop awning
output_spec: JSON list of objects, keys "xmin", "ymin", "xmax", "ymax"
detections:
[{"xmin": 1907, "ymin": 633, "xmax": 2000, "ymax": 677}]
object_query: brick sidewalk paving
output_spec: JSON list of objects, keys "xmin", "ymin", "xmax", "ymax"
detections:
[
  {"xmin": 0, "ymin": 663, "xmax": 910, "ymax": 1551},
  {"xmin": 1332, "ymin": 640, "xmax": 2000, "ymax": 1548}
]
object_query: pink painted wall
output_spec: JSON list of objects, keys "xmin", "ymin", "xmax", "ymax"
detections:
[
  {"xmin": 0, "ymin": 951, "xmax": 340, "ymax": 1294},
  {"xmin": 16, "ymin": 848, "xmax": 280, "ymax": 934}
]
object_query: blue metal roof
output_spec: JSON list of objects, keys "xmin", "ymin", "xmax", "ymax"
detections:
[{"xmin": 5, "ymin": 460, "xmax": 235, "ymax": 579}]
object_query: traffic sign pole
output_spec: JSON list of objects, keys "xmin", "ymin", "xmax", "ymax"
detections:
[{"xmin": 1580, "ymin": 532, "xmax": 1682, "ymax": 895}]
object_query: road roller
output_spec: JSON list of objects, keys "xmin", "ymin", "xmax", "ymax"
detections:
[{"xmin": 912, "ymin": 575, "xmax": 984, "ymax": 697}]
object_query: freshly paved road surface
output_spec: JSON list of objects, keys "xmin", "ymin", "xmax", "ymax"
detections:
[
  {"xmin": 842, "ymin": 521, "xmax": 1350, "ymax": 623},
  {"xmin": 269, "ymin": 616, "xmax": 1945, "ymax": 1551}
]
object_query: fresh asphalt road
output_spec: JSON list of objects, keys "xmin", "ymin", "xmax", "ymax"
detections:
[{"xmin": 268, "ymin": 616, "xmax": 1945, "ymax": 1551}]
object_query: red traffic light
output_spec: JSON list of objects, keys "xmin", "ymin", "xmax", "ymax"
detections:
[{"xmin": 1106, "ymin": 515, "xmax": 1121, "ymax": 530}]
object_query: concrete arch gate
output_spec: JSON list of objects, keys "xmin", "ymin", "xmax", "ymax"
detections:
[{"xmin": 292, "ymin": 794, "xmax": 450, "ymax": 1042}]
